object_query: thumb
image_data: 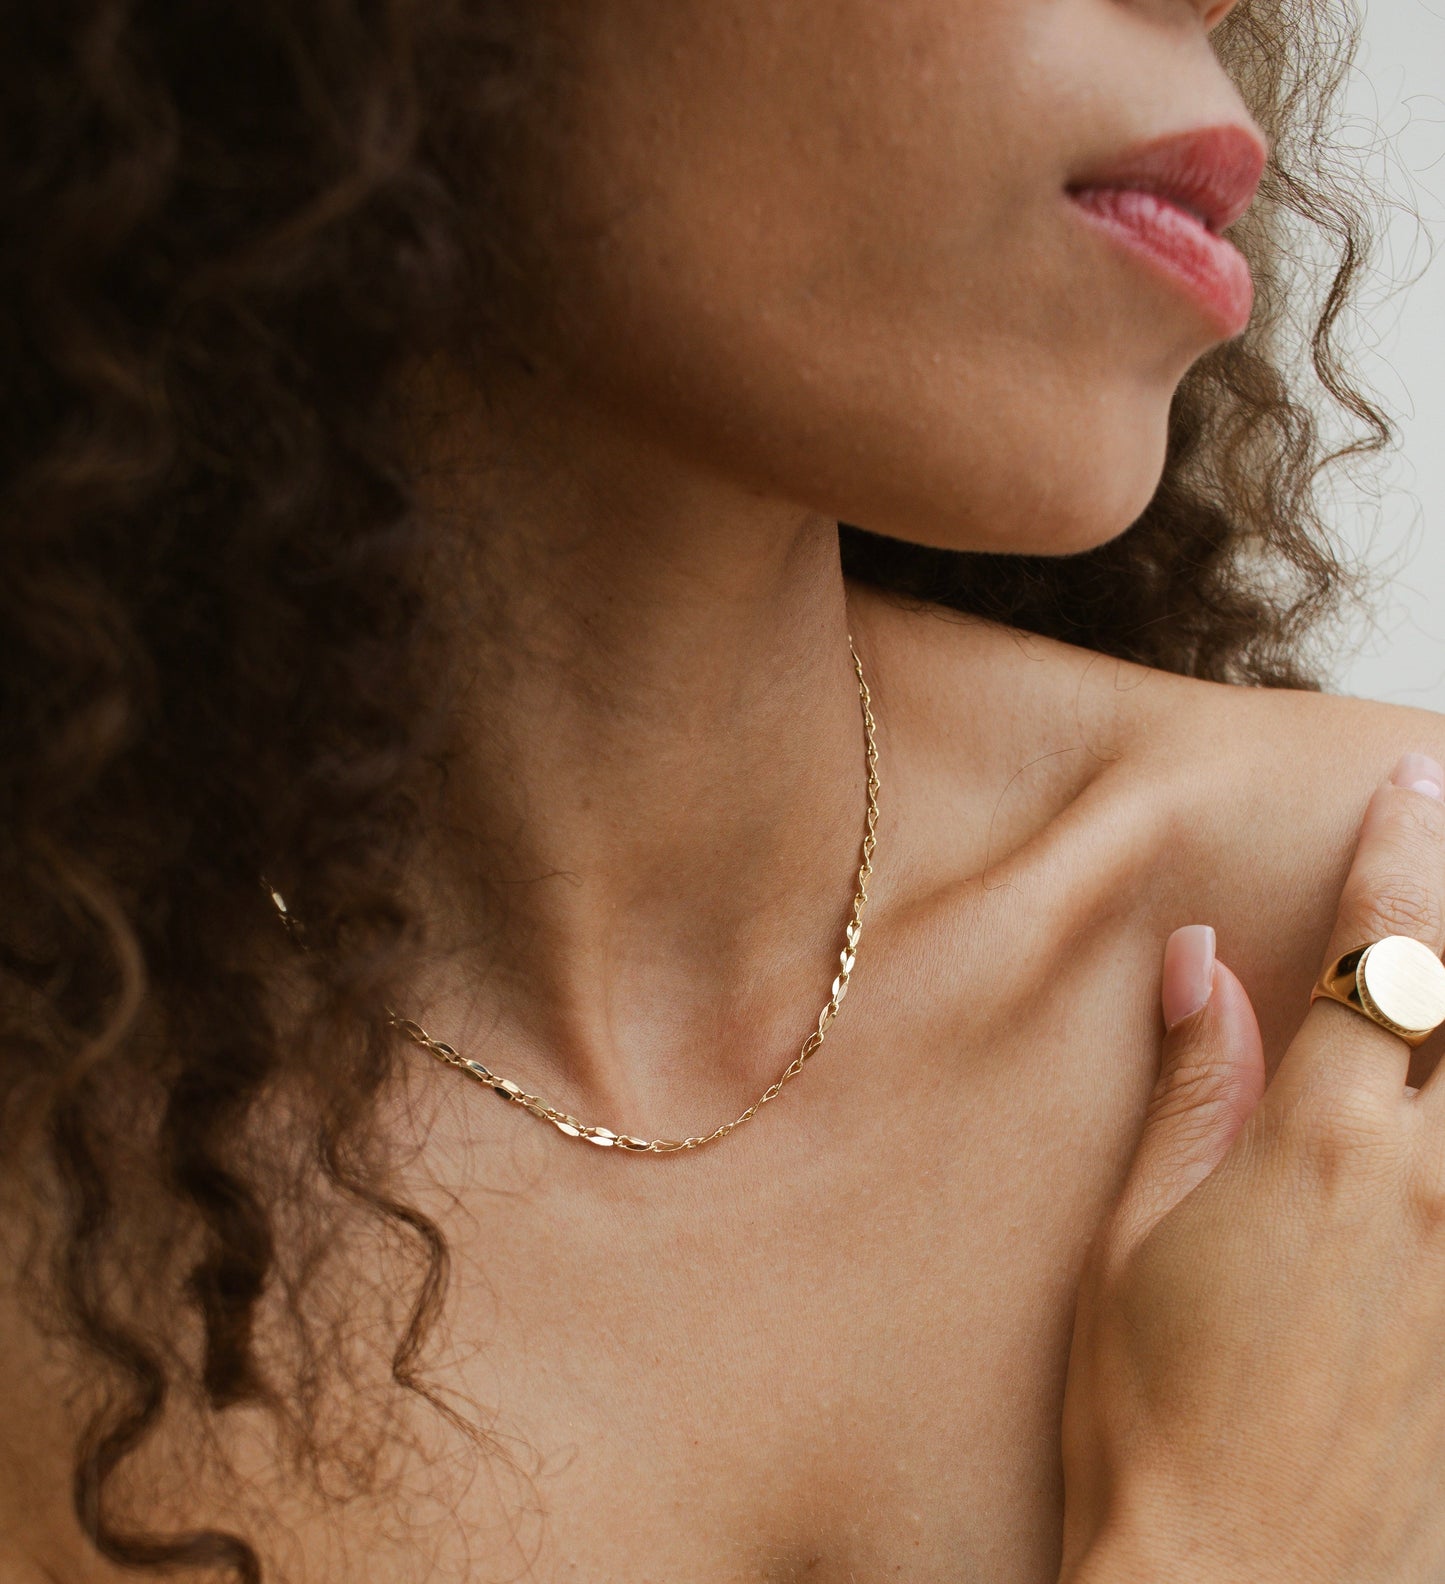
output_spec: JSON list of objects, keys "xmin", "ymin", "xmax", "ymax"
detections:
[{"xmin": 1108, "ymin": 925, "xmax": 1266, "ymax": 1261}]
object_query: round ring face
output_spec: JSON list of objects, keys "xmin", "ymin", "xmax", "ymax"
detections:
[{"xmin": 1358, "ymin": 936, "xmax": 1445, "ymax": 1037}]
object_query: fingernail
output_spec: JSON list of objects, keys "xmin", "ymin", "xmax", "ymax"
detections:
[
  {"xmin": 1162, "ymin": 925, "xmax": 1216, "ymax": 1031},
  {"xmin": 1391, "ymin": 752, "xmax": 1444, "ymax": 801}
]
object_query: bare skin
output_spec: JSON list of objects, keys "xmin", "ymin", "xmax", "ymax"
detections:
[
  {"xmin": 5, "ymin": 0, "xmax": 1444, "ymax": 1580},
  {"xmin": 8, "ymin": 590, "xmax": 1445, "ymax": 1584},
  {"xmin": 349, "ymin": 594, "xmax": 1445, "ymax": 1584}
]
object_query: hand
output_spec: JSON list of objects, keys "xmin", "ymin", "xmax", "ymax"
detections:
[{"xmin": 1059, "ymin": 752, "xmax": 1445, "ymax": 1584}]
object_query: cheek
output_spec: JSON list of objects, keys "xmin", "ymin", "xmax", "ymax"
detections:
[
  {"xmin": 540, "ymin": 265, "xmax": 1181, "ymax": 557},
  {"xmin": 523, "ymin": 0, "xmax": 1220, "ymax": 554},
  {"xmin": 770, "ymin": 349, "xmax": 1180, "ymax": 559}
]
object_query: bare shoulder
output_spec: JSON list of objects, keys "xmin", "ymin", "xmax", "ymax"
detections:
[
  {"xmin": 1140, "ymin": 661, "xmax": 1445, "ymax": 847},
  {"xmin": 1113, "ymin": 664, "xmax": 1445, "ymax": 1073},
  {"xmin": 1145, "ymin": 669, "xmax": 1445, "ymax": 892},
  {"xmin": 853, "ymin": 583, "xmax": 1445, "ymax": 1072}
]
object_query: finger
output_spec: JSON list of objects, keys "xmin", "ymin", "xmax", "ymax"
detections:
[
  {"xmin": 1271, "ymin": 752, "xmax": 1445, "ymax": 1111},
  {"xmin": 1106, "ymin": 941, "xmax": 1265, "ymax": 1267}
]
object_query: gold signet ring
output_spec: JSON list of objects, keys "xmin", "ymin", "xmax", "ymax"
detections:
[{"xmin": 1310, "ymin": 935, "xmax": 1445, "ymax": 1047}]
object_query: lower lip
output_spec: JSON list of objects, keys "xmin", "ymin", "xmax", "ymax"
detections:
[{"xmin": 1066, "ymin": 187, "xmax": 1254, "ymax": 338}]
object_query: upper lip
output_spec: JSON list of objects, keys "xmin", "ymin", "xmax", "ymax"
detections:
[{"xmin": 1066, "ymin": 124, "xmax": 1268, "ymax": 234}]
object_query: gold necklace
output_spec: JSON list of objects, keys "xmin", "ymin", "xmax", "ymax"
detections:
[{"xmin": 266, "ymin": 633, "xmax": 879, "ymax": 1155}]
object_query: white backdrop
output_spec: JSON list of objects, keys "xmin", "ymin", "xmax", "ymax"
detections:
[{"xmin": 1329, "ymin": 0, "xmax": 1445, "ymax": 707}]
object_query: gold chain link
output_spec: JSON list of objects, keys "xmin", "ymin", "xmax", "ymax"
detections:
[{"xmin": 265, "ymin": 633, "xmax": 879, "ymax": 1155}]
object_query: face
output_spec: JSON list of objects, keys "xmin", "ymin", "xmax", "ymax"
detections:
[{"xmin": 503, "ymin": 0, "xmax": 1259, "ymax": 555}]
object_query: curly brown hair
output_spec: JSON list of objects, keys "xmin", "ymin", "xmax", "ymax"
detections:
[{"xmin": 0, "ymin": 0, "xmax": 1388, "ymax": 1575}]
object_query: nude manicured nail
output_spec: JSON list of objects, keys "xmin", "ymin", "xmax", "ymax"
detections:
[
  {"xmin": 1391, "ymin": 752, "xmax": 1444, "ymax": 801},
  {"xmin": 1162, "ymin": 925, "xmax": 1216, "ymax": 1031}
]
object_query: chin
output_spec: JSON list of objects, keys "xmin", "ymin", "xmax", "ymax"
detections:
[
  {"xmin": 1010, "ymin": 444, "xmax": 1172, "ymax": 558},
  {"xmin": 845, "ymin": 380, "xmax": 1176, "ymax": 559},
  {"xmin": 859, "ymin": 507, "xmax": 1150, "ymax": 564},
  {"xmin": 1026, "ymin": 494, "xmax": 1160, "ymax": 557},
  {"xmin": 862, "ymin": 445, "xmax": 1167, "ymax": 561}
]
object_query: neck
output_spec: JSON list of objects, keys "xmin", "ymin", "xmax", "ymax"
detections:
[{"xmin": 398, "ymin": 359, "xmax": 891, "ymax": 1140}]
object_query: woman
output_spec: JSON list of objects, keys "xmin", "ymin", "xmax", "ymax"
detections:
[{"xmin": 6, "ymin": 0, "xmax": 1445, "ymax": 1579}]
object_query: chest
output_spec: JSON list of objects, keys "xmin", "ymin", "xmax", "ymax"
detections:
[{"xmin": 395, "ymin": 945, "xmax": 1160, "ymax": 1584}]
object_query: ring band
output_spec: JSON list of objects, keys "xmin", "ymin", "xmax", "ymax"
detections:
[{"xmin": 1311, "ymin": 935, "xmax": 1445, "ymax": 1047}]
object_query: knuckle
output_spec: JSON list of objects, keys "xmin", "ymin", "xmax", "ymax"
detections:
[
  {"xmin": 1147, "ymin": 1056, "xmax": 1221, "ymax": 1121},
  {"xmin": 1147, "ymin": 1058, "xmax": 1248, "ymax": 1140},
  {"xmin": 1406, "ymin": 1122, "xmax": 1445, "ymax": 1236},
  {"xmin": 1390, "ymin": 783, "xmax": 1445, "ymax": 845},
  {"xmin": 1346, "ymin": 869, "xmax": 1444, "ymax": 946},
  {"xmin": 1287, "ymin": 1083, "xmax": 1393, "ymax": 1192},
  {"xmin": 1410, "ymin": 1161, "xmax": 1445, "ymax": 1238}
]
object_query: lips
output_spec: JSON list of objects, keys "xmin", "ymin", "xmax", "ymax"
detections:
[
  {"xmin": 1065, "ymin": 124, "xmax": 1268, "ymax": 337},
  {"xmin": 1069, "ymin": 124, "xmax": 1268, "ymax": 235}
]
